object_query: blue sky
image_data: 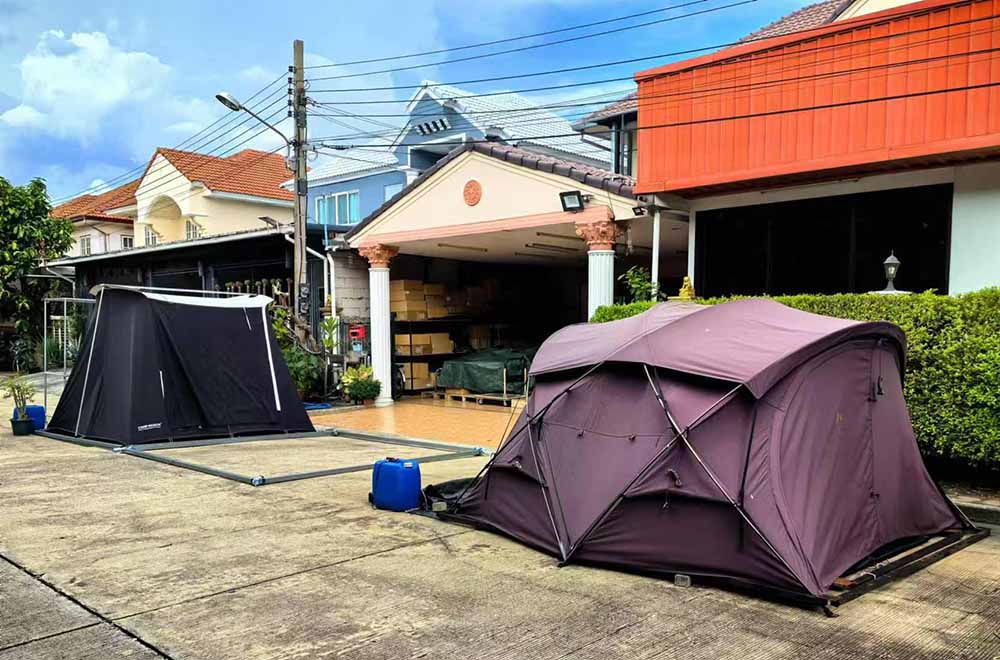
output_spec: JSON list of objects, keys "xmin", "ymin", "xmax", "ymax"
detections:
[{"xmin": 0, "ymin": 0, "xmax": 809, "ymax": 202}]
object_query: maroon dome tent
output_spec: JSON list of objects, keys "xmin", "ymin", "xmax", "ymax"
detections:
[{"xmin": 437, "ymin": 299, "xmax": 983, "ymax": 605}]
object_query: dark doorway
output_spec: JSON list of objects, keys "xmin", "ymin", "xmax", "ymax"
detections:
[{"xmin": 695, "ymin": 184, "xmax": 952, "ymax": 297}]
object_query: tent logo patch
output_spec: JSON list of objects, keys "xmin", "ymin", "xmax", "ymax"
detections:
[{"xmin": 137, "ymin": 423, "xmax": 162, "ymax": 432}]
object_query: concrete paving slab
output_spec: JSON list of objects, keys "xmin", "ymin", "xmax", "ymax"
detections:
[
  {"xmin": 0, "ymin": 559, "xmax": 98, "ymax": 650},
  {"xmin": 3, "ymin": 429, "xmax": 999, "ymax": 659},
  {"xmin": 0, "ymin": 623, "xmax": 163, "ymax": 660}
]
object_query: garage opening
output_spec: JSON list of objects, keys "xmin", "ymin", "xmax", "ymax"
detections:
[
  {"xmin": 695, "ymin": 184, "xmax": 953, "ymax": 297},
  {"xmin": 388, "ymin": 253, "xmax": 587, "ymax": 397}
]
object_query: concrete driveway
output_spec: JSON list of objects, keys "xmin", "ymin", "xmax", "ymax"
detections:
[{"xmin": 1, "ymin": 428, "xmax": 999, "ymax": 660}]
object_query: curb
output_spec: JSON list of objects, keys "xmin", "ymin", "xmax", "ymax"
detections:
[{"xmin": 955, "ymin": 501, "xmax": 1000, "ymax": 526}]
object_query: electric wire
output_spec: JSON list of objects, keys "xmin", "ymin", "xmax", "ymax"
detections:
[
  {"xmin": 305, "ymin": 0, "xmax": 751, "ymax": 81},
  {"xmin": 309, "ymin": 79, "xmax": 1000, "ymax": 151},
  {"xmin": 303, "ymin": 0, "xmax": 733, "ymax": 69},
  {"xmin": 306, "ymin": 8, "xmax": 999, "ymax": 100}
]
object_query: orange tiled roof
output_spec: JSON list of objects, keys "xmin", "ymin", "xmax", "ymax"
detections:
[
  {"xmin": 740, "ymin": 0, "xmax": 852, "ymax": 42},
  {"xmin": 51, "ymin": 178, "xmax": 140, "ymax": 224},
  {"xmin": 153, "ymin": 148, "xmax": 294, "ymax": 201}
]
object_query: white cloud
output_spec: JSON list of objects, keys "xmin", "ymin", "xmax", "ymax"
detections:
[
  {"xmin": 0, "ymin": 103, "xmax": 45, "ymax": 128},
  {"xmin": 87, "ymin": 177, "xmax": 108, "ymax": 193},
  {"xmin": 4, "ymin": 30, "xmax": 170, "ymax": 140}
]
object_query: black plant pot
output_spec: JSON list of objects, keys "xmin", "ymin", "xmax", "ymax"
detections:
[{"xmin": 10, "ymin": 418, "xmax": 34, "ymax": 436}]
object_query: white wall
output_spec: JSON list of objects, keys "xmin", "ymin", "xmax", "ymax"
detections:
[
  {"xmin": 949, "ymin": 162, "xmax": 1000, "ymax": 294},
  {"xmin": 71, "ymin": 223, "xmax": 135, "ymax": 257}
]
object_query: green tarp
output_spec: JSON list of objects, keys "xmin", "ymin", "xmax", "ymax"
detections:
[{"xmin": 437, "ymin": 348, "xmax": 534, "ymax": 394}]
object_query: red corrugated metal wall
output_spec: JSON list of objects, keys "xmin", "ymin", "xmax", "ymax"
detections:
[{"xmin": 635, "ymin": 0, "xmax": 1000, "ymax": 194}]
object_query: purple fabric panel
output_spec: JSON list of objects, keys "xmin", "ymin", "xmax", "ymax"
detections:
[
  {"xmin": 529, "ymin": 302, "xmax": 705, "ymax": 375},
  {"xmin": 627, "ymin": 400, "xmax": 753, "ymax": 503},
  {"xmin": 771, "ymin": 343, "xmax": 881, "ymax": 591},
  {"xmin": 740, "ymin": 420, "xmax": 821, "ymax": 595},
  {"xmin": 870, "ymin": 347, "xmax": 961, "ymax": 540},
  {"xmin": 461, "ymin": 469, "xmax": 561, "ymax": 556},
  {"xmin": 540, "ymin": 422, "xmax": 668, "ymax": 547},
  {"xmin": 575, "ymin": 496, "xmax": 805, "ymax": 593}
]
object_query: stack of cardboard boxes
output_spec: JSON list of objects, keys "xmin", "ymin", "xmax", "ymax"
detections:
[
  {"xmin": 394, "ymin": 332, "xmax": 455, "ymax": 391},
  {"xmin": 390, "ymin": 278, "xmax": 501, "ymax": 319}
]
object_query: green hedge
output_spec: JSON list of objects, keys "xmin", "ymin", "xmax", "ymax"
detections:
[{"xmin": 592, "ymin": 290, "xmax": 1000, "ymax": 470}]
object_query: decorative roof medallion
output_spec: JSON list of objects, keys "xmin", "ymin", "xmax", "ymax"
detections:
[{"xmin": 463, "ymin": 180, "xmax": 483, "ymax": 206}]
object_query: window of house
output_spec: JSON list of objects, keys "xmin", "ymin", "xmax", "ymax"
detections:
[
  {"xmin": 144, "ymin": 225, "xmax": 159, "ymax": 247},
  {"xmin": 79, "ymin": 235, "xmax": 92, "ymax": 256},
  {"xmin": 184, "ymin": 218, "xmax": 203, "ymax": 240},
  {"xmin": 383, "ymin": 183, "xmax": 403, "ymax": 201},
  {"xmin": 316, "ymin": 190, "xmax": 360, "ymax": 226},
  {"xmin": 121, "ymin": 235, "xmax": 134, "ymax": 250}
]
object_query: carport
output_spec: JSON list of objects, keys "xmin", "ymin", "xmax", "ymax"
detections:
[{"xmin": 344, "ymin": 142, "xmax": 689, "ymax": 405}]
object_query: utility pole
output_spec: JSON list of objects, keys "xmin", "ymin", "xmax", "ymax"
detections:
[{"xmin": 291, "ymin": 39, "xmax": 309, "ymax": 320}]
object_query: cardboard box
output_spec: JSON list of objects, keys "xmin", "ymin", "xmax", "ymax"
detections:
[
  {"xmin": 389, "ymin": 279, "xmax": 423, "ymax": 292},
  {"xmin": 424, "ymin": 283, "xmax": 446, "ymax": 295},
  {"xmin": 395, "ymin": 311, "xmax": 427, "ymax": 322},
  {"xmin": 390, "ymin": 299, "xmax": 427, "ymax": 313},
  {"xmin": 395, "ymin": 333, "xmax": 432, "ymax": 354},
  {"xmin": 429, "ymin": 333, "xmax": 453, "ymax": 354},
  {"xmin": 427, "ymin": 305, "xmax": 449, "ymax": 319},
  {"xmin": 390, "ymin": 289, "xmax": 425, "ymax": 303},
  {"xmin": 425, "ymin": 295, "xmax": 446, "ymax": 306}
]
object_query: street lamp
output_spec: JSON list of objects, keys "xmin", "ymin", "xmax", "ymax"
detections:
[{"xmin": 215, "ymin": 92, "xmax": 291, "ymax": 146}]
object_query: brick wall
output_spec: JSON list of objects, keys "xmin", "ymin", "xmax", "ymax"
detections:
[{"xmin": 333, "ymin": 251, "xmax": 370, "ymax": 321}]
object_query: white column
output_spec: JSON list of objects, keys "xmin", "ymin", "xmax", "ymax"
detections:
[
  {"xmin": 368, "ymin": 266, "xmax": 393, "ymax": 406},
  {"xmin": 650, "ymin": 209, "xmax": 661, "ymax": 297},
  {"xmin": 687, "ymin": 211, "xmax": 697, "ymax": 287},
  {"xmin": 587, "ymin": 249, "xmax": 616, "ymax": 319},
  {"xmin": 358, "ymin": 244, "xmax": 398, "ymax": 406}
]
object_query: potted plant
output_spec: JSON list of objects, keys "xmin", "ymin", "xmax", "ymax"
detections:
[
  {"xmin": 341, "ymin": 365, "xmax": 381, "ymax": 405},
  {"xmin": 2, "ymin": 373, "xmax": 36, "ymax": 436}
]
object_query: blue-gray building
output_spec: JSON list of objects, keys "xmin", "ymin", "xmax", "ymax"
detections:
[{"xmin": 298, "ymin": 81, "xmax": 612, "ymax": 234}]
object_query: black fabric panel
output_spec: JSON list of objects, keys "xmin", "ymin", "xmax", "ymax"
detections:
[{"xmin": 48, "ymin": 289, "xmax": 312, "ymax": 444}]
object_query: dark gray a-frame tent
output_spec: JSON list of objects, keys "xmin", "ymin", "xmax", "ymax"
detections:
[
  {"xmin": 442, "ymin": 299, "xmax": 980, "ymax": 603},
  {"xmin": 48, "ymin": 285, "xmax": 313, "ymax": 444}
]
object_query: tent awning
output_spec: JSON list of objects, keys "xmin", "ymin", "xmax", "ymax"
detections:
[{"xmin": 529, "ymin": 299, "xmax": 906, "ymax": 398}]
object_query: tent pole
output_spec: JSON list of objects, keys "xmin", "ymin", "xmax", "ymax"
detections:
[
  {"xmin": 561, "ymin": 378, "xmax": 744, "ymax": 564},
  {"xmin": 641, "ymin": 365, "xmax": 801, "ymax": 583},
  {"xmin": 451, "ymin": 361, "xmax": 606, "ymax": 509},
  {"xmin": 74, "ymin": 289, "xmax": 105, "ymax": 437},
  {"xmin": 527, "ymin": 422, "xmax": 567, "ymax": 561}
]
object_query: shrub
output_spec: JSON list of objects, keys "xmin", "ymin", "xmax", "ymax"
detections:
[
  {"xmin": 341, "ymin": 365, "xmax": 381, "ymax": 403},
  {"xmin": 591, "ymin": 289, "xmax": 1000, "ymax": 470},
  {"xmin": 283, "ymin": 344, "xmax": 324, "ymax": 398}
]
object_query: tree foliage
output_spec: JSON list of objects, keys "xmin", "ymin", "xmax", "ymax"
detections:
[{"xmin": 0, "ymin": 177, "xmax": 74, "ymax": 338}]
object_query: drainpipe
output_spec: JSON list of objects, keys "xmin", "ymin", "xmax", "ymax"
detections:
[{"xmin": 651, "ymin": 209, "xmax": 661, "ymax": 298}]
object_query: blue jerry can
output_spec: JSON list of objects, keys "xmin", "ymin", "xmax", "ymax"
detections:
[
  {"xmin": 371, "ymin": 457, "xmax": 422, "ymax": 511},
  {"xmin": 13, "ymin": 404, "xmax": 46, "ymax": 431}
]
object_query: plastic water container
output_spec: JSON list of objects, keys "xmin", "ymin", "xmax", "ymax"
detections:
[
  {"xmin": 371, "ymin": 457, "xmax": 422, "ymax": 511},
  {"xmin": 13, "ymin": 404, "xmax": 46, "ymax": 431}
]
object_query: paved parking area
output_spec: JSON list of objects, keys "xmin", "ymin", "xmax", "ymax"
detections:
[{"xmin": 1, "ymin": 426, "xmax": 999, "ymax": 660}]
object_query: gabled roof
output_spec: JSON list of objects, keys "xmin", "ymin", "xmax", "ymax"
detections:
[
  {"xmin": 580, "ymin": 92, "xmax": 638, "ymax": 126},
  {"xmin": 303, "ymin": 149, "xmax": 400, "ymax": 185},
  {"xmin": 741, "ymin": 0, "xmax": 852, "ymax": 42},
  {"xmin": 51, "ymin": 179, "xmax": 140, "ymax": 225},
  {"xmin": 150, "ymin": 148, "xmax": 294, "ymax": 201},
  {"xmin": 410, "ymin": 81, "xmax": 608, "ymax": 165},
  {"xmin": 346, "ymin": 142, "xmax": 634, "ymax": 242}
]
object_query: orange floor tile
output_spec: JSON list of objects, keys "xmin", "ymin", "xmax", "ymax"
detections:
[{"xmin": 311, "ymin": 397, "xmax": 523, "ymax": 448}]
